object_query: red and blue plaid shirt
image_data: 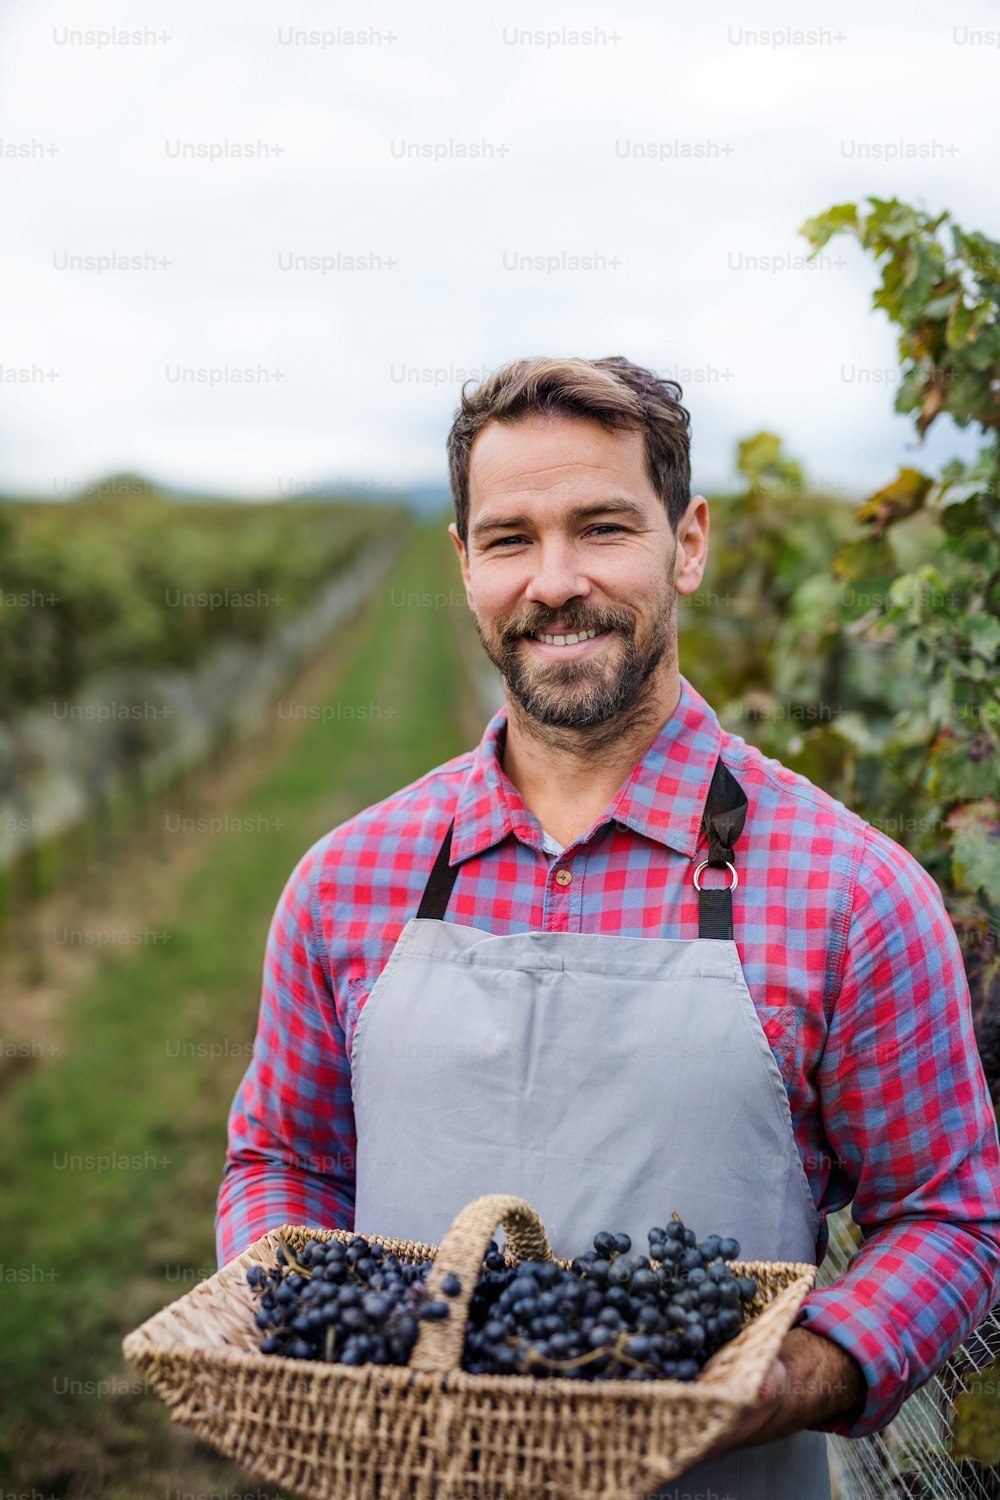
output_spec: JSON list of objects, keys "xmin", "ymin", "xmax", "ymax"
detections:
[{"xmin": 217, "ymin": 672, "xmax": 1000, "ymax": 1438}]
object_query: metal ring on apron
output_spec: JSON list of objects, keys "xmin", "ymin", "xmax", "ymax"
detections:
[{"xmin": 692, "ymin": 859, "xmax": 738, "ymax": 891}]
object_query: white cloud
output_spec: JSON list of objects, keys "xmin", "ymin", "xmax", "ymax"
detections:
[{"xmin": 0, "ymin": 0, "xmax": 995, "ymax": 500}]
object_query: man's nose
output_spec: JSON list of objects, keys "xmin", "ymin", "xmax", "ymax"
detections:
[{"xmin": 522, "ymin": 542, "xmax": 592, "ymax": 607}]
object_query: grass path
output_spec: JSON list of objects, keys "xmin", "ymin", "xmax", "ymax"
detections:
[{"xmin": 0, "ymin": 516, "xmax": 486, "ymax": 1498}]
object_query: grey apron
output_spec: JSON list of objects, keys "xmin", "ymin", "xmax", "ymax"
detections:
[{"xmin": 350, "ymin": 757, "xmax": 831, "ymax": 1500}]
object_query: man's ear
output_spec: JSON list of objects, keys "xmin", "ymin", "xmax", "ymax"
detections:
[
  {"xmin": 673, "ymin": 495, "xmax": 710, "ymax": 598},
  {"xmin": 448, "ymin": 522, "xmax": 475, "ymax": 608}
]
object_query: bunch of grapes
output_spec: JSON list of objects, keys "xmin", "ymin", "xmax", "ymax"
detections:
[
  {"xmin": 463, "ymin": 1219, "xmax": 757, "ymax": 1381},
  {"xmin": 247, "ymin": 1234, "xmax": 456, "ymax": 1366},
  {"xmin": 248, "ymin": 1215, "xmax": 758, "ymax": 1382}
]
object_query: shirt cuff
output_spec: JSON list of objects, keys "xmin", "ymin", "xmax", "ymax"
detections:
[{"xmin": 792, "ymin": 1289, "xmax": 908, "ymax": 1438}]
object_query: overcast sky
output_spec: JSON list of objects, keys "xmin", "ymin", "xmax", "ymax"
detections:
[{"xmin": 1, "ymin": 0, "xmax": 997, "ymax": 504}]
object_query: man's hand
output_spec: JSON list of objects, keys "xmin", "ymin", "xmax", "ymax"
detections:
[{"xmin": 698, "ymin": 1327, "xmax": 867, "ymax": 1464}]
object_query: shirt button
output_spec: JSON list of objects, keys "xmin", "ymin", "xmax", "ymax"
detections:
[{"xmin": 555, "ymin": 869, "xmax": 572, "ymax": 887}]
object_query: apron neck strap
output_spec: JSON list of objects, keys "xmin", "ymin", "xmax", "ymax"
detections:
[
  {"xmin": 697, "ymin": 757, "xmax": 748, "ymax": 941},
  {"xmin": 416, "ymin": 756, "xmax": 748, "ymax": 937},
  {"xmin": 416, "ymin": 821, "xmax": 458, "ymax": 920}
]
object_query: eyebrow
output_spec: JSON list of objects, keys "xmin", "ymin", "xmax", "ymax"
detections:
[{"xmin": 470, "ymin": 497, "xmax": 648, "ymax": 542}]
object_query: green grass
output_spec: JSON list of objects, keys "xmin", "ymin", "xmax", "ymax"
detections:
[{"xmin": 0, "ymin": 517, "xmax": 483, "ymax": 1497}]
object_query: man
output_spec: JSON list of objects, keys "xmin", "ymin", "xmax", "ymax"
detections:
[{"xmin": 217, "ymin": 355, "xmax": 1000, "ymax": 1498}]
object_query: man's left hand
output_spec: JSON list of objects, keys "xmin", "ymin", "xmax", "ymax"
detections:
[{"xmin": 698, "ymin": 1326, "xmax": 867, "ymax": 1463}]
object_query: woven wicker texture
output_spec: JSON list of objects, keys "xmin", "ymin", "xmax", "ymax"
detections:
[{"xmin": 123, "ymin": 1193, "xmax": 816, "ymax": 1500}]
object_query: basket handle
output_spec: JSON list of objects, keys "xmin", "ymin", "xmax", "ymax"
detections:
[{"xmin": 408, "ymin": 1193, "xmax": 553, "ymax": 1374}]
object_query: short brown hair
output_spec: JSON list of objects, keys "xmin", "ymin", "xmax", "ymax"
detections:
[{"xmin": 446, "ymin": 355, "xmax": 692, "ymax": 547}]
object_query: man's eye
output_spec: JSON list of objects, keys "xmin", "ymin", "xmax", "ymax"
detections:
[{"xmin": 487, "ymin": 525, "xmax": 625, "ymax": 549}]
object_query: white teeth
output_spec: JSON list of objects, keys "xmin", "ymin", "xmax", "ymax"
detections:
[{"xmin": 533, "ymin": 628, "xmax": 601, "ymax": 645}]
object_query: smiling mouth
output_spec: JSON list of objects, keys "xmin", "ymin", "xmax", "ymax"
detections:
[{"xmin": 526, "ymin": 627, "xmax": 610, "ymax": 646}]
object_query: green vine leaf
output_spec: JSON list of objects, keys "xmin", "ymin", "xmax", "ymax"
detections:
[
  {"xmin": 950, "ymin": 1359, "xmax": 1000, "ymax": 1465},
  {"xmin": 831, "ymin": 536, "xmax": 896, "ymax": 585},
  {"xmin": 966, "ymin": 615, "xmax": 1000, "ymax": 663},
  {"xmin": 799, "ymin": 202, "xmax": 859, "ymax": 253},
  {"xmin": 945, "ymin": 800, "xmax": 1000, "ymax": 902}
]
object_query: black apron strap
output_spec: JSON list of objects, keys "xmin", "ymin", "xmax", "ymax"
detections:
[
  {"xmin": 697, "ymin": 757, "xmax": 748, "ymax": 940},
  {"xmin": 415, "ymin": 756, "xmax": 748, "ymax": 935},
  {"xmin": 415, "ymin": 820, "xmax": 459, "ymax": 920},
  {"xmin": 697, "ymin": 886, "xmax": 735, "ymax": 940}
]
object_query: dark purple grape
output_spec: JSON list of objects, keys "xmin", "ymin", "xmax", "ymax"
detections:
[
  {"xmin": 717, "ymin": 1307, "xmax": 743, "ymax": 1337},
  {"xmin": 683, "ymin": 1323, "xmax": 706, "ymax": 1351},
  {"xmin": 608, "ymin": 1257, "xmax": 635, "ymax": 1287},
  {"xmin": 362, "ymin": 1294, "xmax": 391, "ymax": 1324}
]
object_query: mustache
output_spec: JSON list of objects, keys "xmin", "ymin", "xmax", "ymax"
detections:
[{"xmin": 503, "ymin": 607, "xmax": 635, "ymax": 641}]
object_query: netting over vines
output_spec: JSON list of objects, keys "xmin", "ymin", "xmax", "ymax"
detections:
[{"xmin": 820, "ymin": 1208, "xmax": 1000, "ymax": 1500}]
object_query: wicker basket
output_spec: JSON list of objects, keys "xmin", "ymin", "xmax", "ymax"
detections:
[{"xmin": 123, "ymin": 1192, "xmax": 816, "ymax": 1500}]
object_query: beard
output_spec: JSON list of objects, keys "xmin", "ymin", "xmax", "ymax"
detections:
[{"xmin": 472, "ymin": 569, "xmax": 677, "ymax": 750}]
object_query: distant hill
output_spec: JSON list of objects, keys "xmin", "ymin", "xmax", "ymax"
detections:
[{"xmin": 0, "ymin": 473, "xmax": 454, "ymax": 516}]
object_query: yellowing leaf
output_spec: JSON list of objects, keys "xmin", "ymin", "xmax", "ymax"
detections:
[
  {"xmin": 856, "ymin": 470, "xmax": 933, "ymax": 538},
  {"xmin": 918, "ymin": 372, "xmax": 949, "ymax": 438}
]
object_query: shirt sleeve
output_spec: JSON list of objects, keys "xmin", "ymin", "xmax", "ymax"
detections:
[
  {"xmin": 215, "ymin": 840, "xmax": 355, "ymax": 1266},
  {"xmin": 793, "ymin": 824, "xmax": 1000, "ymax": 1437}
]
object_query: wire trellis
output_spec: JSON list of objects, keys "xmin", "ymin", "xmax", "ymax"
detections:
[{"xmin": 819, "ymin": 1207, "xmax": 1000, "ymax": 1500}]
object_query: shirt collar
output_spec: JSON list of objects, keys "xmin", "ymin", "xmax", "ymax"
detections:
[{"xmin": 449, "ymin": 673, "xmax": 723, "ymax": 865}]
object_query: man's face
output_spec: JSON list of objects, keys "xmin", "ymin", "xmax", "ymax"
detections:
[{"xmin": 448, "ymin": 412, "xmax": 707, "ymax": 732}]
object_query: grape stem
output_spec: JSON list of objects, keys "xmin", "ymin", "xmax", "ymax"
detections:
[
  {"xmin": 277, "ymin": 1235, "xmax": 313, "ymax": 1279},
  {"xmin": 521, "ymin": 1333, "xmax": 660, "ymax": 1378}
]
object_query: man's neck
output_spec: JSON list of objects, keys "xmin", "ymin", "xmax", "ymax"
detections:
[{"xmin": 500, "ymin": 673, "xmax": 683, "ymax": 847}]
